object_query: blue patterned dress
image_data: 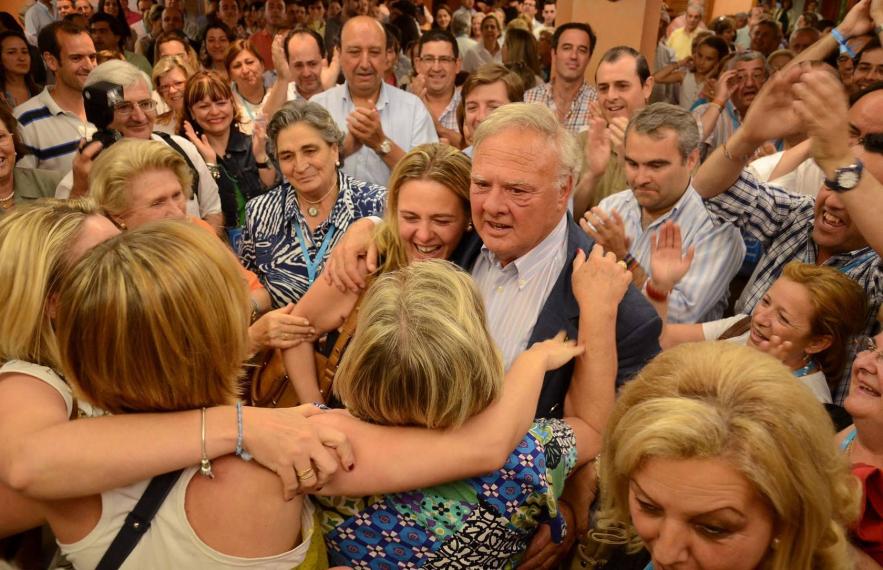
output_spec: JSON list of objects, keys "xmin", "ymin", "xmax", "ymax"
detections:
[
  {"xmin": 238, "ymin": 171, "xmax": 386, "ymax": 307},
  {"xmin": 317, "ymin": 419, "xmax": 578, "ymax": 569}
]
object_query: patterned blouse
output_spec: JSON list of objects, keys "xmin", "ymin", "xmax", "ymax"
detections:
[
  {"xmin": 317, "ymin": 419, "xmax": 577, "ymax": 569},
  {"xmin": 239, "ymin": 171, "xmax": 387, "ymax": 307}
]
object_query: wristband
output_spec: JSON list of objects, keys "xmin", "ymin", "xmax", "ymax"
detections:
[
  {"xmin": 622, "ymin": 252, "xmax": 639, "ymax": 271},
  {"xmin": 645, "ymin": 280, "xmax": 670, "ymax": 303},
  {"xmin": 722, "ymin": 141, "xmax": 752, "ymax": 163},
  {"xmin": 831, "ymin": 28, "xmax": 856, "ymax": 58}
]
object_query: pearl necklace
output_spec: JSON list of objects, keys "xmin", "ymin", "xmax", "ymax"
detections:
[{"xmin": 0, "ymin": 189, "xmax": 14, "ymax": 209}]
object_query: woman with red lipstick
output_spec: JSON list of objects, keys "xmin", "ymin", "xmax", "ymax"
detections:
[
  {"xmin": 280, "ymin": 142, "xmax": 472, "ymax": 403},
  {"xmin": 654, "ymin": 221, "xmax": 866, "ymax": 404}
]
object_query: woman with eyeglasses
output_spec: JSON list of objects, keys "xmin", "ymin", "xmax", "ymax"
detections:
[{"xmin": 152, "ymin": 54, "xmax": 197, "ymax": 135}]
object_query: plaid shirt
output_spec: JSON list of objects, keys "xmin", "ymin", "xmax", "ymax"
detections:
[
  {"xmin": 524, "ymin": 80, "xmax": 597, "ymax": 134},
  {"xmin": 706, "ymin": 170, "xmax": 883, "ymax": 404},
  {"xmin": 437, "ymin": 87, "xmax": 462, "ymax": 132}
]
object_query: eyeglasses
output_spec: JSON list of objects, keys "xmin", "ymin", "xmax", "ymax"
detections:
[
  {"xmin": 114, "ymin": 99, "xmax": 157, "ymax": 117},
  {"xmin": 159, "ymin": 80, "xmax": 186, "ymax": 93},
  {"xmin": 853, "ymin": 335, "xmax": 883, "ymax": 362},
  {"xmin": 419, "ymin": 55, "xmax": 456, "ymax": 65}
]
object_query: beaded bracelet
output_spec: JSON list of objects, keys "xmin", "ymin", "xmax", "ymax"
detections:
[{"xmin": 622, "ymin": 252, "xmax": 640, "ymax": 271}]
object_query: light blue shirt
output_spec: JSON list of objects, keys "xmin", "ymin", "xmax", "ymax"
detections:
[
  {"xmin": 598, "ymin": 184, "xmax": 746, "ymax": 323},
  {"xmin": 471, "ymin": 214, "xmax": 569, "ymax": 369},
  {"xmin": 310, "ymin": 82, "xmax": 438, "ymax": 187}
]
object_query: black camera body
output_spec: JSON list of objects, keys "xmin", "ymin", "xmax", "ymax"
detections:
[{"xmin": 83, "ymin": 81, "xmax": 124, "ymax": 149}]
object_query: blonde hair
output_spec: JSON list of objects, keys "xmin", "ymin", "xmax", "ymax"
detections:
[
  {"xmin": 89, "ymin": 139, "xmax": 193, "ymax": 218},
  {"xmin": 779, "ymin": 261, "xmax": 866, "ymax": 380},
  {"xmin": 56, "ymin": 220, "xmax": 249, "ymax": 413},
  {"xmin": 334, "ymin": 260, "xmax": 503, "ymax": 429},
  {"xmin": 374, "ymin": 143, "xmax": 471, "ymax": 274},
  {"xmin": 0, "ymin": 199, "xmax": 99, "ymax": 370},
  {"xmin": 597, "ymin": 342, "xmax": 861, "ymax": 570}
]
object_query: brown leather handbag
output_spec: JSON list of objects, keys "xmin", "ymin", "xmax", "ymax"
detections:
[{"xmin": 246, "ymin": 293, "xmax": 365, "ymax": 408}]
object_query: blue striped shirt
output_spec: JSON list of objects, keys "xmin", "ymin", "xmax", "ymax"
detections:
[
  {"xmin": 239, "ymin": 171, "xmax": 387, "ymax": 307},
  {"xmin": 13, "ymin": 88, "xmax": 96, "ymax": 173},
  {"xmin": 707, "ymin": 170, "xmax": 883, "ymax": 403},
  {"xmin": 599, "ymin": 184, "xmax": 746, "ymax": 323},
  {"xmin": 471, "ymin": 214, "xmax": 569, "ymax": 369}
]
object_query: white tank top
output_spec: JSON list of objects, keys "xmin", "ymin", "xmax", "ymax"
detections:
[
  {"xmin": 57, "ymin": 467, "xmax": 316, "ymax": 569},
  {"xmin": 0, "ymin": 360, "xmax": 106, "ymax": 418}
]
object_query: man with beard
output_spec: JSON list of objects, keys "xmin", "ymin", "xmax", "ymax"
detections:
[
  {"xmin": 692, "ymin": 51, "xmax": 768, "ymax": 158},
  {"xmin": 14, "ymin": 20, "xmax": 97, "ymax": 172}
]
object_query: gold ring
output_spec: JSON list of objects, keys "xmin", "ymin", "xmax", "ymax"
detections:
[
  {"xmin": 617, "ymin": 260, "xmax": 628, "ymax": 270},
  {"xmin": 296, "ymin": 467, "xmax": 315, "ymax": 481}
]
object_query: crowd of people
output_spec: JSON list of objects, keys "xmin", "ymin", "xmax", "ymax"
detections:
[{"xmin": 3, "ymin": 0, "xmax": 883, "ymax": 568}]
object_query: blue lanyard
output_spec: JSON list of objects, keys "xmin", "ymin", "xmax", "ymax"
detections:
[
  {"xmin": 793, "ymin": 359, "xmax": 818, "ymax": 378},
  {"xmin": 293, "ymin": 221, "xmax": 336, "ymax": 285}
]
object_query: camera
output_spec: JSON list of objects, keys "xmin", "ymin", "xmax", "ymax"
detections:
[{"xmin": 83, "ymin": 81, "xmax": 124, "ymax": 149}]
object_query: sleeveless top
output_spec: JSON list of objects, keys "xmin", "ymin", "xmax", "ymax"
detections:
[
  {"xmin": 0, "ymin": 360, "xmax": 105, "ymax": 418},
  {"xmin": 58, "ymin": 468, "xmax": 325, "ymax": 569}
]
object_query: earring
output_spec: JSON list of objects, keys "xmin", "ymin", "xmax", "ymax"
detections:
[
  {"xmin": 335, "ymin": 160, "xmax": 341, "ymax": 168},
  {"xmin": 466, "ymin": 222, "xmax": 473, "ymax": 231}
]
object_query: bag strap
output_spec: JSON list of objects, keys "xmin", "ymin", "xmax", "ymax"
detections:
[
  {"xmin": 717, "ymin": 315, "xmax": 752, "ymax": 341},
  {"xmin": 95, "ymin": 470, "xmax": 184, "ymax": 570},
  {"xmin": 317, "ymin": 276, "xmax": 374, "ymax": 397},
  {"xmin": 152, "ymin": 131, "xmax": 200, "ymax": 199}
]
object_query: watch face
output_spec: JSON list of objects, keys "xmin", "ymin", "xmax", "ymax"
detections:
[{"xmin": 839, "ymin": 170, "xmax": 860, "ymax": 188}]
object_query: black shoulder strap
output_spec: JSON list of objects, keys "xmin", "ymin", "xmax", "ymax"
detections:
[
  {"xmin": 152, "ymin": 131, "xmax": 200, "ymax": 199},
  {"xmin": 94, "ymin": 470, "xmax": 184, "ymax": 570}
]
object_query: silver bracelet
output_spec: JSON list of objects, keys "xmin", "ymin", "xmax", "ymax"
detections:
[{"xmin": 199, "ymin": 407, "xmax": 214, "ymax": 478}]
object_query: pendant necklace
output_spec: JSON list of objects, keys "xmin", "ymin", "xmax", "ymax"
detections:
[{"xmin": 298, "ymin": 184, "xmax": 338, "ymax": 217}]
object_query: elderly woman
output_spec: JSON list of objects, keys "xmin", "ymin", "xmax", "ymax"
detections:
[
  {"xmin": 0, "ymin": 104, "xmax": 63, "ymax": 211},
  {"xmin": 596, "ymin": 341, "xmax": 860, "ymax": 569},
  {"xmin": 650, "ymin": 222, "xmax": 866, "ymax": 404},
  {"xmin": 28, "ymin": 219, "xmax": 583, "ymax": 565},
  {"xmin": 181, "ymin": 70, "xmax": 276, "ymax": 244},
  {"xmin": 239, "ymin": 100, "xmax": 386, "ymax": 308},
  {"xmin": 151, "ymin": 54, "xmax": 196, "ymax": 135}
]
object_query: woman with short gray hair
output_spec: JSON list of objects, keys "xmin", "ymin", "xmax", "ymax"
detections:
[{"xmin": 239, "ymin": 100, "xmax": 387, "ymax": 308}]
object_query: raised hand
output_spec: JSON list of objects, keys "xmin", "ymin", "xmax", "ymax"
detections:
[
  {"xmin": 712, "ymin": 68, "xmax": 740, "ymax": 104},
  {"xmin": 183, "ymin": 120, "xmax": 217, "ymax": 164},
  {"xmin": 252, "ymin": 120, "xmax": 269, "ymax": 162},
  {"xmin": 754, "ymin": 334, "xmax": 794, "ymax": 363},
  {"xmin": 649, "ymin": 220, "xmax": 694, "ymax": 293},
  {"xmin": 792, "ymin": 67, "xmax": 851, "ymax": 173},
  {"xmin": 580, "ymin": 207, "xmax": 630, "ymax": 259},
  {"xmin": 272, "ymin": 33, "xmax": 291, "ymax": 82},
  {"xmin": 571, "ymin": 243, "xmax": 632, "ymax": 310},
  {"xmin": 839, "ymin": 0, "xmax": 874, "ymax": 37},
  {"xmin": 584, "ymin": 116, "xmax": 612, "ymax": 178},
  {"xmin": 321, "ymin": 46, "xmax": 341, "ymax": 90},
  {"xmin": 739, "ymin": 65, "xmax": 804, "ymax": 147}
]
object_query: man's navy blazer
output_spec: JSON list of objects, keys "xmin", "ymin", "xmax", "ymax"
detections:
[{"xmin": 451, "ymin": 214, "xmax": 663, "ymax": 419}]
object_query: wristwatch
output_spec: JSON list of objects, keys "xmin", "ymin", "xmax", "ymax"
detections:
[
  {"xmin": 824, "ymin": 159, "xmax": 864, "ymax": 192},
  {"xmin": 376, "ymin": 138, "xmax": 392, "ymax": 156}
]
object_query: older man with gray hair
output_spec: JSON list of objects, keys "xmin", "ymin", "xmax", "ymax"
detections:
[
  {"xmin": 55, "ymin": 59, "xmax": 223, "ymax": 232},
  {"xmin": 582, "ymin": 103, "xmax": 745, "ymax": 323},
  {"xmin": 448, "ymin": 102, "xmax": 662, "ymax": 418}
]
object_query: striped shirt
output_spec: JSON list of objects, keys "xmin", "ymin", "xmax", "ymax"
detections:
[
  {"xmin": 471, "ymin": 213, "xmax": 569, "ymax": 369},
  {"xmin": 599, "ymin": 184, "xmax": 745, "ymax": 323},
  {"xmin": 239, "ymin": 171, "xmax": 387, "ymax": 307},
  {"xmin": 707, "ymin": 170, "xmax": 883, "ymax": 403},
  {"xmin": 14, "ymin": 88, "xmax": 96, "ymax": 173},
  {"xmin": 524, "ymin": 80, "xmax": 597, "ymax": 134}
]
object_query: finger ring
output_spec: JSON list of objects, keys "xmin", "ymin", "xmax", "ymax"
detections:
[
  {"xmin": 617, "ymin": 260, "xmax": 628, "ymax": 270},
  {"xmin": 296, "ymin": 467, "xmax": 315, "ymax": 481}
]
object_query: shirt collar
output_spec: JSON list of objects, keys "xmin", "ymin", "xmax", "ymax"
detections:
[
  {"xmin": 342, "ymin": 81, "xmax": 389, "ymax": 110},
  {"xmin": 480, "ymin": 213, "xmax": 569, "ymax": 280},
  {"xmin": 40, "ymin": 87, "xmax": 65, "ymax": 116}
]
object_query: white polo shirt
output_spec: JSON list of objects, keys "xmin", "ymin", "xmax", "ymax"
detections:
[{"xmin": 14, "ymin": 88, "xmax": 96, "ymax": 173}]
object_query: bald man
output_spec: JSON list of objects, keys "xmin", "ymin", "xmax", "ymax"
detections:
[{"xmin": 310, "ymin": 16, "xmax": 437, "ymax": 186}]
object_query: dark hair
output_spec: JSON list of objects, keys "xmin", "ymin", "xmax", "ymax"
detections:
[
  {"xmin": 597, "ymin": 45, "xmax": 651, "ymax": 84},
  {"xmin": 503, "ymin": 28, "xmax": 541, "ymax": 89},
  {"xmin": 283, "ymin": 26, "xmax": 326, "ymax": 60},
  {"xmin": 856, "ymin": 36, "xmax": 882, "ymax": 65},
  {"xmin": 382, "ymin": 22, "xmax": 400, "ymax": 52},
  {"xmin": 697, "ymin": 34, "xmax": 730, "ymax": 60},
  {"xmin": 432, "ymin": 4, "xmax": 453, "ymax": 31},
  {"xmin": 224, "ymin": 38, "xmax": 262, "ymax": 73},
  {"xmin": 417, "ymin": 28, "xmax": 459, "ymax": 59},
  {"xmin": 97, "ymin": 0, "xmax": 132, "ymax": 41},
  {"xmin": 200, "ymin": 20, "xmax": 234, "ymax": 67},
  {"xmin": 456, "ymin": 63, "xmax": 525, "ymax": 137},
  {"xmin": 0, "ymin": 12, "xmax": 24, "ymax": 34},
  {"xmin": 38, "ymin": 20, "xmax": 88, "ymax": 60},
  {"xmin": 754, "ymin": 18, "xmax": 782, "ymax": 39},
  {"xmin": 90, "ymin": 12, "xmax": 126, "ymax": 50},
  {"xmin": 551, "ymin": 22, "xmax": 596, "ymax": 57},
  {"xmin": 711, "ymin": 15, "xmax": 735, "ymax": 36},
  {"xmin": 0, "ymin": 30, "xmax": 40, "ymax": 100},
  {"xmin": 0, "ymin": 102, "xmax": 32, "ymax": 158}
]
